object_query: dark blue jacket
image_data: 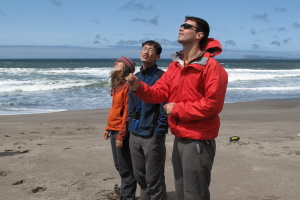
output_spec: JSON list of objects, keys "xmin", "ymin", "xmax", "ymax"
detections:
[{"xmin": 128, "ymin": 64, "xmax": 168, "ymax": 137}]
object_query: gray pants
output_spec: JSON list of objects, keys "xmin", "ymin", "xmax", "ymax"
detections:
[
  {"xmin": 129, "ymin": 132, "xmax": 167, "ymax": 200},
  {"xmin": 110, "ymin": 131, "xmax": 137, "ymax": 200},
  {"xmin": 172, "ymin": 137, "xmax": 216, "ymax": 200}
]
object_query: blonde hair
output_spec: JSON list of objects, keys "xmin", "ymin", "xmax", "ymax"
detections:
[{"xmin": 110, "ymin": 70, "xmax": 127, "ymax": 90}]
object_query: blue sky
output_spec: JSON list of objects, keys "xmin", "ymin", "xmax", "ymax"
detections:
[{"xmin": 1, "ymin": 0, "xmax": 300, "ymax": 59}]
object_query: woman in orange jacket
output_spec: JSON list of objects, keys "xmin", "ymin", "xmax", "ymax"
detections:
[{"xmin": 104, "ymin": 57, "xmax": 137, "ymax": 200}]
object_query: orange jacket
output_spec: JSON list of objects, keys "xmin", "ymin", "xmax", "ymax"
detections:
[{"xmin": 105, "ymin": 83, "xmax": 129, "ymax": 141}]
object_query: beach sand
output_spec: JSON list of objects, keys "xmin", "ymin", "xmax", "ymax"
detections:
[{"xmin": 0, "ymin": 100, "xmax": 299, "ymax": 200}]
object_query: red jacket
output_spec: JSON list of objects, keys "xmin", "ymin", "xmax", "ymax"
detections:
[
  {"xmin": 105, "ymin": 83, "xmax": 129, "ymax": 141},
  {"xmin": 134, "ymin": 38, "xmax": 228, "ymax": 140}
]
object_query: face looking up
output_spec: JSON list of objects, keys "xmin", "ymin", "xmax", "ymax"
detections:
[
  {"xmin": 178, "ymin": 20, "xmax": 203, "ymax": 45},
  {"xmin": 140, "ymin": 44, "xmax": 160, "ymax": 66},
  {"xmin": 114, "ymin": 61, "xmax": 125, "ymax": 72}
]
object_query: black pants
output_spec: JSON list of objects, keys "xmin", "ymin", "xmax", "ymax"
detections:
[{"xmin": 110, "ymin": 131, "xmax": 137, "ymax": 200}]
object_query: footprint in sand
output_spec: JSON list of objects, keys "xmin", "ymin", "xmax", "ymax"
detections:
[
  {"xmin": 0, "ymin": 170, "xmax": 11, "ymax": 176},
  {"xmin": 0, "ymin": 150, "xmax": 29, "ymax": 157},
  {"xmin": 77, "ymin": 126, "xmax": 96, "ymax": 130},
  {"xmin": 95, "ymin": 189, "xmax": 111, "ymax": 199},
  {"xmin": 13, "ymin": 180, "xmax": 25, "ymax": 185},
  {"xmin": 103, "ymin": 177, "xmax": 115, "ymax": 181},
  {"xmin": 13, "ymin": 142, "xmax": 27, "ymax": 146},
  {"xmin": 70, "ymin": 181, "xmax": 87, "ymax": 191},
  {"xmin": 287, "ymin": 150, "xmax": 300, "ymax": 156},
  {"xmin": 84, "ymin": 171, "xmax": 99, "ymax": 176},
  {"xmin": 31, "ymin": 186, "xmax": 47, "ymax": 193},
  {"xmin": 54, "ymin": 127, "xmax": 64, "ymax": 130},
  {"xmin": 29, "ymin": 131, "xmax": 41, "ymax": 134}
]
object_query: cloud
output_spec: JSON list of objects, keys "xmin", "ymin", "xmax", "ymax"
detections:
[
  {"xmin": 283, "ymin": 38, "xmax": 291, "ymax": 44},
  {"xmin": 132, "ymin": 18, "xmax": 148, "ymax": 23},
  {"xmin": 0, "ymin": 45, "xmax": 141, "ymax": 59},
  {"xmin": 132, "ymin": 16, "xmax": 159, "ymax": 26},
  {"xmin": 117, "ymin": 39, "xmax": 141, "ymax": 46},
  {"xmin": 225, "ymin": 40, "xmax": 236, "ymax": 46},
  {"xmin": 90, "ymin": 17, "xmax": 102, "ymax": 25},
  {"xmin": 116, "ymin": 38, "xmax": 179, "ymax": 47},
  {"xmin": 274, "ymin": 7, "xmax": 287, "ymax": 12},
  {"xmin": 149, "ymin": 16, "xmax": 158, "ymax": 25},
  {"xmin": 252, "ymin": 13, "xmax": 271, "ymax": 22},
  {"xmin": 252, "ymin": 44, "xmax": 260, "ymax": 49},
  {"xmin": 2, "ymin": 45, "xmax": 300, "ymax": 59},
  {"xmin": 0, "ymin": 9, "xmax": 5, "ymax": 17},
  {"xmin": 270, "ymin": 41, "xmax": 281, "ymax": 46},
  {"xmin": 293, "ymin": 23, "xmax": 300, "ymax": 29},
  {"xmin": 119, "ymin": 0, "xmax": 156, "ymax": 11},
  {"xmin": 278, "ymin": 27, "xmax": 286, "ymax": 31},
  {"xmin": 49, "ymin": 0, "xmax": 63, "ymax": 6},
  {"xmin": 153, "ymin": 38, "xmax": 179, "ymax": 46},
  {"xmin": 250, "ymin": 29, "xmax": 256, "ymax": 35},
  {"xmin": 93, "ymin": 35, "xmax": 109, "ymax": 45},
  {"xmin": 95, "ymin": 35, "xmax": 101, "ymax": 40}
]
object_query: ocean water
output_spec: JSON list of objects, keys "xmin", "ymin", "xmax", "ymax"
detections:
[{"xmin": 1, "ymin": 58, "xmax": 300, "ymax": 115}]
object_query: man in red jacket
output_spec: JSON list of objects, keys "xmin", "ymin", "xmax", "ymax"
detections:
[{"xmin": 126, "ymin": 16, "xmax": 228, "ymax": 200}]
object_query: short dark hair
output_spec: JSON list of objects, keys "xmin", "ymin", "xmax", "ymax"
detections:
[
  {"xmin": 185, "ymin": 16, "xmax": 210, "ymax": 49},
  {"xmin": 142, "ymin": 40, "xmax": 162, "ymax": 55}
]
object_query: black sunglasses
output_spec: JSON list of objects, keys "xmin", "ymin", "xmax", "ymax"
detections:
[{"xmin": 180, "ymin": 23, "xmax": 198, "ymax": 30}]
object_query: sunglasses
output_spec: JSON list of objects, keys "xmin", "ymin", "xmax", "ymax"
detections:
[{"xmin": 180, "ymin": 23, "xmax": 198, "ymax": 30}]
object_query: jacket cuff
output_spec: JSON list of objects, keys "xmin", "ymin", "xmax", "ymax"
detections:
[
  {"xmin": 133, "ymin": 81, "xmax": 144, "ymax": 93},
  {"xmin": 116, "ymin": 135, "xmax": 124, "ymax": 141},
  {"xmin": 171, "ymin": 103, "xmax": 179, "ymax": 117}
]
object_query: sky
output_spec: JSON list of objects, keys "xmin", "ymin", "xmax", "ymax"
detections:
[{"xmin": 1, "ymin": 0, "xmax": 300, "ymax": 59}]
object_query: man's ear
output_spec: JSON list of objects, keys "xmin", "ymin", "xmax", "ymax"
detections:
[
  {"xmin": 196, "ymin": 32, "xmax": 204, "ymax": 40},
  {"xmin": 155, "ymin": 55, "xmax": 161, "ymax": 61}
]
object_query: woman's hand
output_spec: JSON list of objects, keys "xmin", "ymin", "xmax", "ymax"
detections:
[{"xmin": 103, "ymin": 130, "xmax": 110, "ymax": 139}]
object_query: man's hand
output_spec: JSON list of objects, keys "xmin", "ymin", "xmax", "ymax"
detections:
[
  {"xmin": 116, "ymin": 139, "xmax": 123, "ymax": 149},
  {"xmin": 103, "ymin": 130, "xmax": 110, "ymax": 139},
  {"xmin": 125, "ymin": 73, "xmax": 141, "ymax": 91},
  {"xmin": 163, "ymin": 102, "xmax": 176, "ymax": 116}
]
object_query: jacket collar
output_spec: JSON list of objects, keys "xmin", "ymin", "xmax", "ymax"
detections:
[
  {"xmin": 171, "ymin": 38, "xmax": 222, "ymax": 67},
  {"xmin": 140, "ymin": 64, "xmax": 158, "ymax": 75},
  {"xmin": 172, "ymin": 50, "xmax": 208, "ymax": 66}
]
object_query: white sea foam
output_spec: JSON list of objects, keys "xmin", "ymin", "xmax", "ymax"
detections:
[
  {"xmin": 0, "ymin": 67, "xmax": 111, "ymax": 78},
  {"xmin": 228, "ymin": 86, "xmax": 300, "ymax": 91},
  {"xmin": 0, "ymin": 79, "xmax": 104, "ymax": 92},
  {"xmin": 0, "ymin": 67, "xmax": 111, "ymax": 93},
  {"xmin": 227, "ymin": 69, "xmax": 300, "ymax": 82},
  {"xmin": 0, "ymin": 107, "xmax": 67, "ymax": 116}
]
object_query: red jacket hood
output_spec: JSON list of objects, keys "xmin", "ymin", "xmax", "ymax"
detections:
[{"xmin": 202, "ymin": 38, "xmax": 222, "ymax": 57}]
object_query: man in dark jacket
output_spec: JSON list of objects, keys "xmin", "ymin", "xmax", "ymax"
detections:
[{"xmin": 128, "ymin": 40, "xmax": 168, "ymax": 200}]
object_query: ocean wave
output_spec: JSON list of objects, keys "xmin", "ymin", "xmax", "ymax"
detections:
[
  {"xmin": 0, "ymin": 107, "xmax": 67, "ymax": 116},
  {"xmin": 227, "ymin": 69, "xmax": 300, "ymax": 82},
  {"xmin": 0, "ymin": 79, "xmax": 109, "ymax": 92},
  {"xmin": 0, "ymin": 67, "xmax": 112, "ymax": 78},
  {"xmin": 228, "ymin": 86, "xmax": 300, "ymax": 91}
]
